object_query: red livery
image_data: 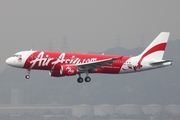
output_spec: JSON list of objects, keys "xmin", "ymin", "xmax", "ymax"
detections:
[{"xmin": 6, "ymin": 32, "xmax": 172, "ymax": 83}]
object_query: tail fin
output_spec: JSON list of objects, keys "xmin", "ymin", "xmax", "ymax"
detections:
[{"xmin": 139, "ymin": 32, "xmax": 170, "ymax": 60}]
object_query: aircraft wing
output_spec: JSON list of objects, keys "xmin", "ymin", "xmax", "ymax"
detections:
[
  {"xmin": 71, "ymin": 57, "xmax": 119, "ymax": 72},
  {"xmin": 149, "ymin": 59, "xmax": 173, "ymax": 65}
]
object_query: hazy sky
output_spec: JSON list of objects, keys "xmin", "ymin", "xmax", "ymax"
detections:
[{"xmin": 1, "ymin": 0, "xmax": 180, "ymax": 72}]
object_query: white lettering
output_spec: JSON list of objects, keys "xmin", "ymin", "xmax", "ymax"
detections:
[
  {"xmin": 30, "ymin": 52, "xmax": 98, "ymax": 69},
  {"xmin": 52, "ymin": 53, "xmax": 66, "ymax": 65},
  {"xmin": 30, "ymin": 52, "xmax": 54, "ymax": 68},
  {"xmin": 65, "ymin": 58, "xmax": 70, "ymax": 63},
  {"xmin": 66, "ymin": 66, "xmax": 74, "ymax": 74},
  {"xmin": 30, "ymin": 52, "xmax": 44, "ymax": 68},
  {"xmin": 42, "ymin": 55, "xmax": 50, "ymax": 66},
  {"xmin": 70, "ymin": 56, "xmax": 75, "ymax": 64}
]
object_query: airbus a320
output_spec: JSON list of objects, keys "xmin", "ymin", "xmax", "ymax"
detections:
[{"xmin": 6, "ymin": 32, "xmax": 172, "ymax": 83}]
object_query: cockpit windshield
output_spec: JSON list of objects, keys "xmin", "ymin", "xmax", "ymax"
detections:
[
  {"xmin": 13, "ymin": 54, "xmax": 22, "ymax": 61},
  {"xmin": 13, "ymin": 54, "xmax": 22, "ymax": 58}
]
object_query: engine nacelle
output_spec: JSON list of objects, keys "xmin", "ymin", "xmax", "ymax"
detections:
[
  {"xmin": 49, "ymin": 65, "xmax": 77, "ymax": 77},
  {"xmin": 60, "ymin": 65, "xmax": 77, "ymax": 76},
  {"xmin": 49, "ymin": 69, "xmax": 65, "ymax": 77}
]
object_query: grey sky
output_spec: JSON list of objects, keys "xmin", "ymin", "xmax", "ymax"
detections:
[{"xmin": 1, "ymin": 0, "xmax": 180, "ymax": 72}]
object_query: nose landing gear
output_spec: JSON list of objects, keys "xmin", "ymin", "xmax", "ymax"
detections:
[
  {"xmin": 25, "ymin": 75, "xmax": 30, "ymax": 79},
  {"xmin": 25, "ymin": 69, "xmax": 31, "ymax": 79}
]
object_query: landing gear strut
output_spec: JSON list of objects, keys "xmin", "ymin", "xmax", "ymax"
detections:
[
  {"xmin": 77, "ymin": 73, "xmax": 83, "ymax": 83},
  {"xmin": 84, "ymin": 72, "xmax": 91, "ymax": 82},
  {"xmin": 25, "ymin": 69, "xmax": 31, "ymax": 79}
]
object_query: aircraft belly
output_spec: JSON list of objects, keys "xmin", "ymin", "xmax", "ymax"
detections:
[
  {"xmin": 90, "ymin": 66, "xmax": 120, "ymax": 74},
  {"xmin": 101, "ymin": 66, "xmax": 121, "ymax": 74}
]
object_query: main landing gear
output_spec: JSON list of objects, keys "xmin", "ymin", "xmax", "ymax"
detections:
[
  {"xmin": 77, "ymin": 73, "xmax": 91, "ymax": 83},
  {"xmin": 24, "ymin": 69, "xmax": 92, "ymax": 83}
]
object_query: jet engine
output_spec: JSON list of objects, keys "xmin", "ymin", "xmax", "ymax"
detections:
[
  {"xmin": 49, "ymin": 64, "xmax": 78, "ymax": 77},
  {"xmin": 49, "ymin": 69, "xmax": 65, "ymax": 77},
  {"xmin": 60, "ymin": 65, "xmax": 77, "ymax": 76}
]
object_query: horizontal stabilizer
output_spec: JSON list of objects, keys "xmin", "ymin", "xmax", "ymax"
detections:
[{"xmin": 149, "ymin": 60, "xmax": 173, "ymax": 65}]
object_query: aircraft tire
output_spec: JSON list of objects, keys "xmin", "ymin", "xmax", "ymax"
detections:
[
  {"xmin": 85, "ymin": 76, "xmax": 91, "ymax": 82},
  {"xmin": 77, "ymin": 77, "xmax": 83, "ymax": 83},
  {"xmin": 25, "ymin": 75, "xmax": 30, "ymax": 79}
]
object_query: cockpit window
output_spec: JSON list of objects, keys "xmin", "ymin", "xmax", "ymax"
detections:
[
  {"xmin": 13, "ymin": 55, "xmax": 18, "ymax": 57},
  {"xmin": 13, "ymin": 54, "xmax": 22, "ymax": 61},
  {"xmin": 13, "ymin": 54, "xmax": 22, "ymax": 58}
]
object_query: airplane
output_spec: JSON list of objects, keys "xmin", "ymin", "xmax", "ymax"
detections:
[{"xmin": 6, "ymin": 32, "xmax": 172, "ymax": 83}]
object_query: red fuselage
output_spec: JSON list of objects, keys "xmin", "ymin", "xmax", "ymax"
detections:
[{"xmin": 23, "ymin": 51, "xmax": 131, "ymax": 74}]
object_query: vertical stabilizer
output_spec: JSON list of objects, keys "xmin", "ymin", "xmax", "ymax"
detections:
[{"xmin": 139, "ymin": 32, "xmax": 170, "ymax": 60}]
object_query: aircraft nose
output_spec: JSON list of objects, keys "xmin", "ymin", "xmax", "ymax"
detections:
[
  {"xmin": 6, "ymin": 57, "xmax": 13, "ymax": 66},
  {"xmin": 6, "ymin": 57, "xmax": 24, "ymax": 68}
]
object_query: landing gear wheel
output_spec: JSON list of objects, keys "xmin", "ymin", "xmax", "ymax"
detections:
[
  {"xmin": 85, "ymin": 76, "xmax": 91, "ymax": 82},
  {"xmin": 25, "ymin": 69, "xmax": 31, "ymax": 79},
  {"xmin": 77, "ymin": 77, "xmax": 83, "ymax": 83},
  {"xmin": 25, "ymin": 75, "xmax": 30, "ymax": 79}
]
